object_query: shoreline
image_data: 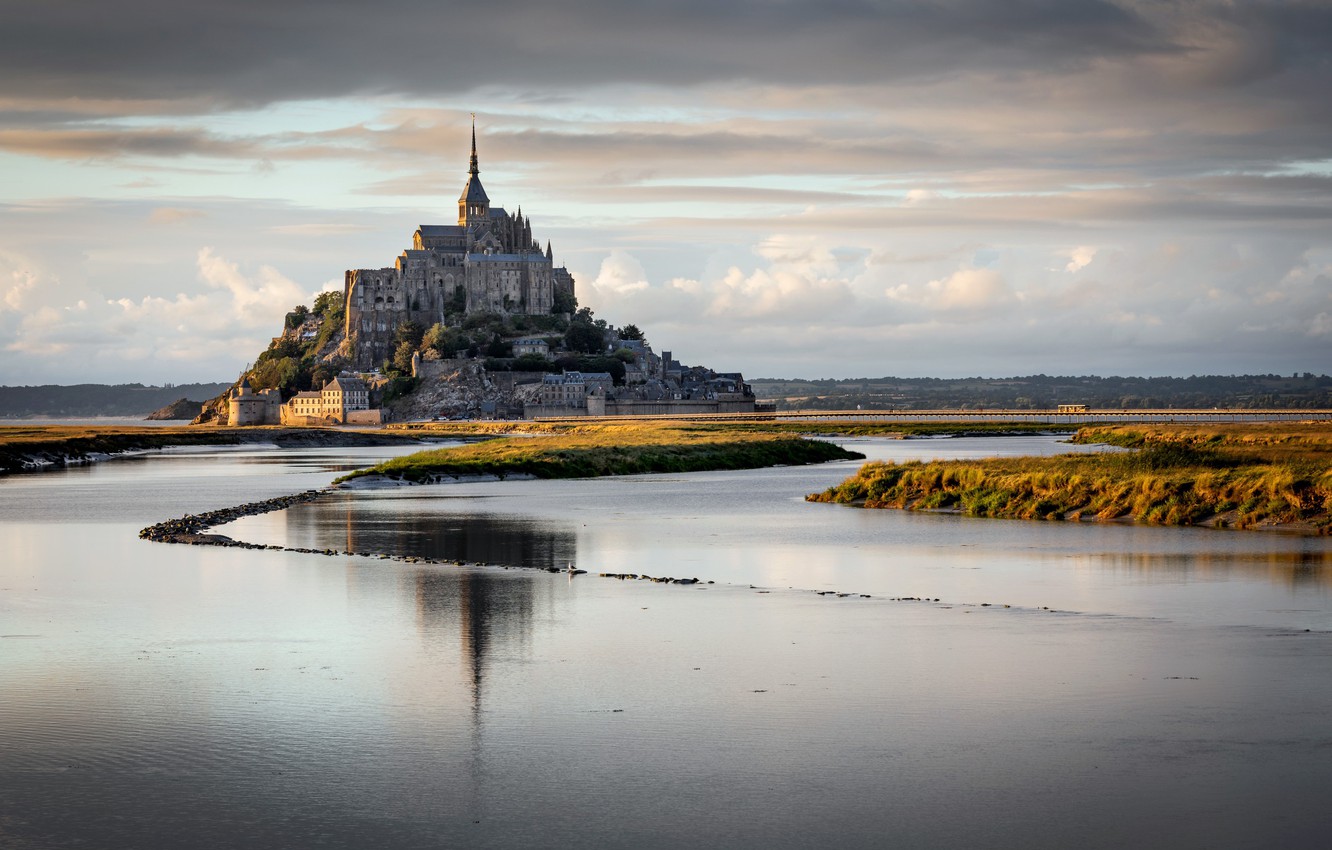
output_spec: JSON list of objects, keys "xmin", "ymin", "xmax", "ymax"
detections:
[
  {"xmin": 810, "ymin": 423, "xmax": 1332, "ymax": 536},
  {"xmin": 0, "ymin": 425, "xmax": 431, "ymax": 477}
]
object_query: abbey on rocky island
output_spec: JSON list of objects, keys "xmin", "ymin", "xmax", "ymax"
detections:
[{"xmin": 343, "ymin": 120, "xmax": 575, "ymax": 369}]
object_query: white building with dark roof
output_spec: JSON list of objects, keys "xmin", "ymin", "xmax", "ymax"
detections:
[{"xmin": 281, "ymin": 376, "xmax": 379, "ymax": 425}]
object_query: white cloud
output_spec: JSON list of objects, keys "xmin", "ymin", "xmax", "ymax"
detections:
[
  {"xmin": 195, "ymin": 247, "xmax": 310, "ymax": 326},
  {"xmin": 1063, "ymin": 245, "xmax": 1097, "ymax": 273},
  {"xmin": 590, "ymin": 250, "xmax": 650, "ymax": 297},
  {"xmin": 3, "ymin": 265, "xmax": 40, "ymax": 313},
  {"xmin": 706, "ymin": 264, "xmax": 854, "ymax": 319},
  {"xmin": 0, "ymin": 244, "xmax": 315, "ymax": 382},
  {"xmin": 886, "ymin": 267, "xmax": 1012, "ymax": 312}
]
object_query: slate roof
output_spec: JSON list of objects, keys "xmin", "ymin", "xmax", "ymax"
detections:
[
  {"xmin": 417, "ymin": 225, "xmax": 465, "ymax": 238},
  {"xmin": 459, "ymin": 174, "xmax": 489, "ymax": 203},
  {"xmin": 466, "ymin": 252, "xmax": 550, "ymax": 263},
  {"xmin": 326, "ymin": 377, "xmax": 367, "ymax": 393}
]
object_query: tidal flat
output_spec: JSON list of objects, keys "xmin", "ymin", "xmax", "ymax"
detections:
[{"xmin": 3, "ymin": 435, "xmax": 1332, "ymax": 849}]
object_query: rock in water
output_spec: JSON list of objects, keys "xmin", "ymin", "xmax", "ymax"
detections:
[{"xmin": 146, "ymin": 398, "xmax": 205, "ymax": 421}]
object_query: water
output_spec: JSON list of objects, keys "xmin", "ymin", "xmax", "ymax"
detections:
[{"xmin": 2, "ymin": 437, "xmax": 1331, "ymax": 849}]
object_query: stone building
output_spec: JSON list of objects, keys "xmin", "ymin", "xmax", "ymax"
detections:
[
  {"xmin": 281, "ymin": 376, "xmax": 378, "ymax": 425},
  {"xmin": 534, "ymin": 370, "xmax": 613, "ymax": 411},
  {"xmin": 343, "ymin": 119, "xmax": 576, "ymax": 369},
  {"xmin": 227, "ymin": 378, "xmax": 281, "ymax": 426},
  {"xmin": 512, "ymin": 337, "xmax": 552, "ymax": 359}
]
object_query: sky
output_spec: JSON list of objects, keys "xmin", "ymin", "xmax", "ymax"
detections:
[{"xmin": 1, "ymin": 0, "xmax": 1329, "ymax": 384}]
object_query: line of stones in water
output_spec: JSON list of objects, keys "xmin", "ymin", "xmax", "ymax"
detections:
[
  {"xmin": 138, "ymin": 490, "xmax": 1077, "ymax": 608},
  {"xmin": 137, "ymin": 489, "xmax": 713, "ymax": 584}
]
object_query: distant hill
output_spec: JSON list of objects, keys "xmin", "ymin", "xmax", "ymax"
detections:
[
  {"xmin": 748, "ymin": 374, "xmax": 1332, "ymax": 411},
  {"xmin": 0, "ymin": 383, "xmax": 233, "ymax": 419}
]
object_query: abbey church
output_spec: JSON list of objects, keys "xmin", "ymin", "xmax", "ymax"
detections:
[{"xmin": 343, "ymin": 121, "xmax": 575, "ymax": 369}]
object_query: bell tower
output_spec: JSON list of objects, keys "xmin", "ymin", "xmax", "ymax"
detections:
[{"xmin": 458, "ymin": 114, "xmax": 490, "ymax": 227}]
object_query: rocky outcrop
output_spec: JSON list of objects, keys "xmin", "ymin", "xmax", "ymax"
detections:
[
  {"xmin": 146, "ymin": 398, "xmax": 204, "ymax": 420},
  {"xmin": 388, "ymin": 361, "xmax": 544, "ymax": 421}
]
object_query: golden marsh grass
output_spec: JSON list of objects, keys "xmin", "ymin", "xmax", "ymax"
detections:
[{"xmin": 810, "ymin": 423, "xmax": 1332, "ymax": 534}]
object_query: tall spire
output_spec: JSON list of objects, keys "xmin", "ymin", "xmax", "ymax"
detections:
[
  {"xmin": 458, "ymin": 113, "xmax": 490, "ymax": 226},
  {"xmin": 469, "ymin": 112, "xmax": 479, "ymax": 177}
]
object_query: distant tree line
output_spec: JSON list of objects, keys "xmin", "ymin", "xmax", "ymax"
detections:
[
  {"xmin": 0, "ymin": 383, "xmax": 234, "ymax": 418},
  {"xmin": 749, "ymin": 374, "xmax": 1332, "ymax": 411}
]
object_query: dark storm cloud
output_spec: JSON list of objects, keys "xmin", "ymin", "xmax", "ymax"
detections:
[{"xmin": 3, "ymin": 0, "xmax": 1320, "ymax": 107}]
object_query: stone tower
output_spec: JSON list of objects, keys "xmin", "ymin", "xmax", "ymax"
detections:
[{"xmin": 457, "ymin": 116, "xmax": 490, "ymax": 227}]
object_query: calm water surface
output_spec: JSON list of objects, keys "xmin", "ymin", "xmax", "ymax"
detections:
[{"xmin": 2, "ymin": 437, "xmax": 1331, "ymax": 849}]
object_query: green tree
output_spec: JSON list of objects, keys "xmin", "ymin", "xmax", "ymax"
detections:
[
  {"xmin": 552, "ymin": 288, "xmax": 577, "ymax": 314},
  {"xmin": 393, "ymin": 340, "xmax": 418, "ymax": 374},
  {"xmin": 422, "ymin": 322, "xmax": 448, "ymax": 353},
  {"xmin": 564, "ymin": 323, "xmax": 603, "ymax": 354},
  {"xmin": 259, "ymin": 337, "xmax": 303, "ymax": 362},
  {"xmin": 284, "ymin": 305, "xmax": 309, "ymax": 329},
  {"xmin": 619, "ymin": 323, "xmax": 644, "ymax": 341},
  {"xmin": 512, "ymin": 354, "xmax": 559, "ymax": 373},
  {"xmin": 309, "ymin": 363, "xmax": 336, "ymax": 390},
  {"xmin": 434, "ymin": 328, "xmax": 472, "ymax": 359},
  {"xmin": 446, "ymin": 285, "xmax": 467, "ymax": 317},
  {"xmin": 577, "ymin": 356, "xmax": 626, "ymax": 385},
  {"xmin": 250, "ymin": 356, "xmax": 301, "ymax": 394},
  {"xmin": 312, "ymin": 291, "xmax": 343, "ymax": 317},
  {"xmin": 394, "ymin": 320, "xmax": 424, "ymax": 350}
]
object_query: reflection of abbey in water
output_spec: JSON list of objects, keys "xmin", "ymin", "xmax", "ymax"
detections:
[
  {"xmin": 414, "ymin": 568, "xmax": 538, "ymax": 708},
  {"xmin": 342, "ymin": 119, "xmax": 576, "ymax": 370},
  {"xmin": 305, "ymin": 493, "xmax": 578, "ymax": 571}
]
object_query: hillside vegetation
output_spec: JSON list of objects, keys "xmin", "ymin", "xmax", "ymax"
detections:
[
  {"xmin": 809, "ymin": 423, "xmax": 1332, "ymax": 534},
  {"xmin": 337, "ymin": 423, "xmax": 863, "ymax": 484}
]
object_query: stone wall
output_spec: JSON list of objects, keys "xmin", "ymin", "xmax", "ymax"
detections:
[
  {"xmin": 586, "ymin": 398, "xmax": 758, "ymax": 417},
  {"xmin": 344, "ymin": 409, "xmax": 383, "ymax": 425},
  {"xmin": 523, "ymin": 404, "xmax": 590, "ymax": 419},
  {"xmin": 526, "ymin": 397, "xmax": 758, "ymax": 419}
]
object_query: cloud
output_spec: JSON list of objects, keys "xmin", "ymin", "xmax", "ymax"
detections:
[
  {"xmin": 1063, "ymin": 246, "xmax": 1098, "ymax": 273},
  {"xmin": 195, "ymin": 247, "xmax": 309, "ymax": 325},
  {"xmin": 269, "ymin": 223, "xmax": 377, "ymax": 236},
  {"xmin": 2, "ymin": 261, "xmax": 40, "ymax": 312},
  {"xmin": 0, "ymin": 238, "xmax": 317, "ymax": 382},
  {"xmin": 590, "ymin": 250, "xmax": 650, "ymax": 297},
  {"xmin": 886, "ymin": 267, "xmax": 1014, "ymax": 312},
  {"xmin": 1, "ymin": 2, "xmax": 1331, "ymax": 382}
]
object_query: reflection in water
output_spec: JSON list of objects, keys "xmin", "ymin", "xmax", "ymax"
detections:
[
  {"xmin": 1081, "ymin": 548, "xmax": 1332, "ymax": 589},
  {"xmin": 292, "ymin": 492, "xmax": 578, "ymax": 570},
  {"xmin": 413, "ymin": 569, "xmax": 536, "ymax": 713},
  {"xmin": 6, "ymin": 440, "xmax": 1332, "ymax": 848}
]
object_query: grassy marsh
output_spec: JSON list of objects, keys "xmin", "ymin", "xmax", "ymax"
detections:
[
  {"xmin": 809, "ymin": 423, "xmax": 1332, "ymax": 534},
  {"xmin": 338, "ymin": 422, "xmax": 863, "ymax": 484}
]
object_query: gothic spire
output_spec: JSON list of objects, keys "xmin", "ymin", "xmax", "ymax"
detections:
[
  {"xmin": 469, "ymin": 113, "xmax": 479, "ymax": 177},
  {"xmin": 458, "ymin": 114, "xmax": 489, "ymax": 223}
]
